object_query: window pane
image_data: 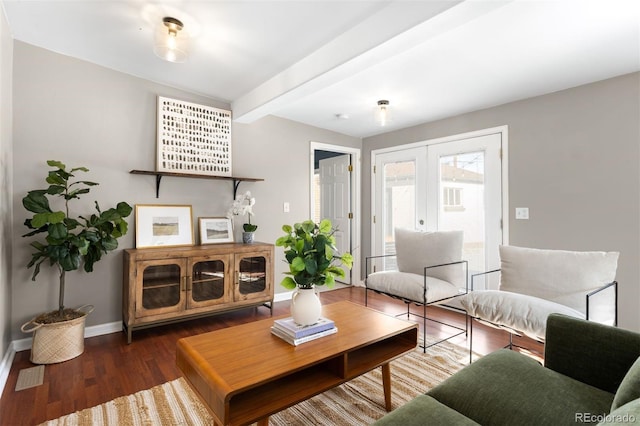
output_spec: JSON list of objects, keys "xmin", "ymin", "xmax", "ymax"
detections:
[
  {"xmin": 383, "ymin": 160, "xmax": 416, "ymax": 269},
  {"xmin": 439, "ymin": 152, "xmax": 485, "ymax": 274}
]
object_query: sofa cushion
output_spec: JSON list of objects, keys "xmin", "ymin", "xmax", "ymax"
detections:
[
  {"xmin": 366, "ymin": 271, "xmax": 460, "ymax": 303},
  {"xmin": 460, "ymin": 290, "xmax": 584, "ymax": 341},
  {"xmin": 395, "ymin": 228, "xmax": 464, "ymax": 286},
  {"xmin": 599, "ymin": 398, "xmax": 640, "ymax": 425},
  {"xmin": 428, "ymin": 349, "xmax": 614, "ymax": 426},
  {"xmin": 372, "ymin": 395, "xmax": 480, "ymax": 426},
  {"xmin": 499, "ymin": 245, "xmax": 618, "ymax": 319},
  {"xmin": 544, "ymin": 314, "xmax": 640, "ymax": 395},
  {"xmin": 611, "ymin": 356, "xmax": 640, "ymax": 411}
]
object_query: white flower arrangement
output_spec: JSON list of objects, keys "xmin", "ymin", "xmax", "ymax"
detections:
[{"xmin": 227, "ymin": 191, "xmax": 257, "ymax": 232}]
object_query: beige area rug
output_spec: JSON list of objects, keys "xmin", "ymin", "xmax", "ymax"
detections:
[{"xmin": 40, "ymin": 340, "xmax": 472, "ymax": 426}]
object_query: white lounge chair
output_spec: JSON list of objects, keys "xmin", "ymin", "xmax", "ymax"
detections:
[
  {"xmin": 365, "ymin": 228, "xmax": 469, "ymax": 352},
  {"xmin": 460, "ymin": 245, "xmax": 618, "ymax": 361}
]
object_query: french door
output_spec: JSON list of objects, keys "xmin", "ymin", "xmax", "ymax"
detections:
[
  {"xmin": 373, "ymin": 146, "xmax": 426, "ymax": 270},
  {"xmin": 372, "ymin": 130, "xmax": 505, "ymax": 281}
]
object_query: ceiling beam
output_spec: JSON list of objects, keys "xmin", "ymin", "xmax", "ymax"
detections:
[{"xmin": 232, "ymin": 0, "xmax": 513, "ymax": 124}]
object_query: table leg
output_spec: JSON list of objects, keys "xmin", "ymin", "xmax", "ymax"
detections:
[
  {"xmin": 257, "ymin": 416, "xmax": 270, "ymax": 426},
  {"xmin": 382, "ymin": 363, "xmax": 392, "ymax": 411}
]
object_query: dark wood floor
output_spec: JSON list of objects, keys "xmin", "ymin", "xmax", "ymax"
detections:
[{"xmin": 0, "ymin": 287, "xmax": 543, "ymax": 425}]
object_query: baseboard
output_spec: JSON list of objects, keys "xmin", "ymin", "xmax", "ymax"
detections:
[
  {"xmin": 10, "ymin": 337, "xmax": 31, "ymax": 353},
  {"xmin": 84, "ymin": 321, "xmax": 123, "ymax": 338},
  {"xmin": 0, "ymin": 343, "xmax": 16, "ymax": 398},
  {"xmin": 272, "ymin": 284, "xmax": 359, "ymax": 303},
  {"xmin": 274, "ymin": 291, "xmax": 293, "ymax": 302},
  {"xmin": 9, "ymin": 320, "xmax": 123, "ymax": 354}
]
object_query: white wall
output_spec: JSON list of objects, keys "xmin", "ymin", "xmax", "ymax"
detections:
[
  {"xmin": 9, "ymin": 41, "xmax": 360, "ymax": 341},
  {"xmin": 363, "ymin": 73, "xmax": 640, "ymax": 332},
  {"xmin": 232, "ymin": 116, "xmax": 361, "ymax": 289},
  {"xmin": 0, "ymin": 5, "xmax": 14, "ymax": 359}
]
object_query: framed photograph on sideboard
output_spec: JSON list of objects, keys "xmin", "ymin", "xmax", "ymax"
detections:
[
  {"xmin": 135, "ymin": 204, "xmax": 193, "ymax": 248},
  {"xmin": 199, "ymin": 217, "xmax": 234, "ymax": 244}
]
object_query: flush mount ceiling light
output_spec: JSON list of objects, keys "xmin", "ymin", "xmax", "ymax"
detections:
[
  {"xmin": 154, "ymin": 16, "xmax": 188, "ymax": 63},
  {"xmin": 374, "ymin": 100, "xmax": 392, "ymax": 126}
]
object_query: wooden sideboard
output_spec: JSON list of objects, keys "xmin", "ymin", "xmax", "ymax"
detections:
[{"xmin": 122, "ymin": 243, "xmax": 274, "ymax": 343}]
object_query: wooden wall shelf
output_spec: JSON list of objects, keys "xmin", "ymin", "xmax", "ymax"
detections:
[{"xmin": 130, "ymin": 170, "xmax": 264, "ymax": 198}]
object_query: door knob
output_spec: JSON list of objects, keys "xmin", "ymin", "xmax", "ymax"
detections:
[{"xmin": 419, "ymin": 219, "xmax": 424, "ymax": 225}]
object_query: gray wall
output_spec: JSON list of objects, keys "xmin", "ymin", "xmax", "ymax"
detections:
[
  {"xmin": 1, "ymin": 7, "xmax": 14, "ymax": 356},
  {"xmin": 363, "ymin": 72, "xmax": 640, "ymax": 332},
  {"xmin": 9, "ymin": 42, "xmax": 360, "ymax": 341},
  {"xmin": 6, "ymin": 39, "xmax": 639, "ymax": 346}
]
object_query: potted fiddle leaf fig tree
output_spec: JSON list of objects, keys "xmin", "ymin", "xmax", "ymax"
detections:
[
  {"xmin": 21, "ymin": 160, "xmax": 132, "ymax": 364},
  {"xmin": 275, "ymin": 219, "xmax": 353, "ymax": 325}
]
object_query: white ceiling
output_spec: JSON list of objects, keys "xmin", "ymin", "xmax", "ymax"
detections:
[{"xmin": 3, "ymin": 0, "xmax": 639, "ymax": 138}]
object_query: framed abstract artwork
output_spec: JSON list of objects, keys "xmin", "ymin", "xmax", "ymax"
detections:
[{"xmin": 156, "ymin": 96, "xmax": 232, "ymax": 177}]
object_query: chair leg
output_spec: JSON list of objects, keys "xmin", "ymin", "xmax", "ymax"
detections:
[
  {"xmin": 465, "ymin": 312, "xmax": 469, "ymax": 337},
  {"xmin": 423, "ymin": 302, "xmax": 427, "ymax": 353},
  {"xmin": 375, "ymin": 292, "xmax": 467, "ymax": 354},
  {"xmin": 469, "ymin": 317, "xmax": 473, "ymax": 364}
]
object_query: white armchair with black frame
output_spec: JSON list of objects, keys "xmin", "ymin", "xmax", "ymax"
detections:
[
  {"xmin": 365, "ymin": 228, "xmax": 469, "ymax": 353},
  {"xmin": 460, "ymin": 245, "xmax": 619, "ymax": 362}
]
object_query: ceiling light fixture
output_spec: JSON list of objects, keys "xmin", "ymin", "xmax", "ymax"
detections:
[
  {"xmin": 154, "ymin": 17, "xmax": 188, "ymax": 63},
  {"xmin": 375, "ymin": 100, "xmax": 391, "ymax": 126}
]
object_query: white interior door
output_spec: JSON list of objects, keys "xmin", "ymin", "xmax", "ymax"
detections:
[
  {"xmin": 371, "ymin": 130, "xmax": 505, "ymax": 284},
  {"xmin": 319, "ymin": 154, "xmax": 352, "ymax": 284}
]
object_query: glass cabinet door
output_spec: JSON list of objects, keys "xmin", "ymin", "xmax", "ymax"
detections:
[
  {"xmin": 235, "ymin": 252, "xmax": 272, "ymax": 301},
  {"xmin": 136, "ymin": 259, "xmax": 186, "ymax": 317},
  {"xmin": 189, "ymin": 255, "xmax": 231, "ymax": 308}
]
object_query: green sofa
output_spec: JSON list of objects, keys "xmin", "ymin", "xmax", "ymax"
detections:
[{"xmin": 374, "ymin": 314, "xmax": 640, "ymax": 425}]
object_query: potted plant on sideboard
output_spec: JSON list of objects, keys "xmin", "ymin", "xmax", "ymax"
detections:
[
  {"xmin": 21, "ymin": 160, "xmax": 132, "ymax": 364},
  {"xmin": 228, "ymin": 190, "xmax": 258, "ymax": 243},
  {"xmin": 275, "ymin": 219, "xmax": 353, "ymax": 325}
]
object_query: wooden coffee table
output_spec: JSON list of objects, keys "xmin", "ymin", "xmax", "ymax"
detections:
[{"xmin": 176, "ymin": 300, "xmax": 418, "ymax": 426}]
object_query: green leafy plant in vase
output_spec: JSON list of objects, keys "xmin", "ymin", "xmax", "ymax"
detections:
[
  {"xmin": 21, "ymin": 160, "xmax": 132, "ymax": 363},
  {"xmin": 275, "ymin": 219, "xmax": 353, "ymax": 325}
]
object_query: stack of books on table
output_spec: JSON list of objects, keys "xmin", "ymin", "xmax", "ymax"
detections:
[{"xmin": 271, "ymin": 317, "xmax": 337, "ymax": 346}]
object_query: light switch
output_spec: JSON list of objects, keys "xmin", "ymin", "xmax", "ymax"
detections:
[
  {"xmin": 515, "ymin": 207, "xmax": 529, "ymax": 220},
  {"xmin": 283, "ymin": 202, "xmax": 290, "ymax": 213}
]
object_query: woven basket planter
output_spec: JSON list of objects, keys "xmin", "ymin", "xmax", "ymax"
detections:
[{"xmin": 21, "ymin": 305, "xmax": 94, "ymax": 364}]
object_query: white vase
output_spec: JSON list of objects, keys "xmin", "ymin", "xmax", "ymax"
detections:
[{"xmin": 290, "ymin": 286, "xmax": 322, "ymax": 326}]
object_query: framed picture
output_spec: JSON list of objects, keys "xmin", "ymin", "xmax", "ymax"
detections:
[
  {"xmin": 156, "ymin": 96, "xmax": 232, "ymax": 177},
  {"xmin": 135, "ymin": 204, "xmax": 193, "ymax": 248},
  {"xmin": 199, "ymin": 217, "xmax": 234, "ymax": 244}
]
